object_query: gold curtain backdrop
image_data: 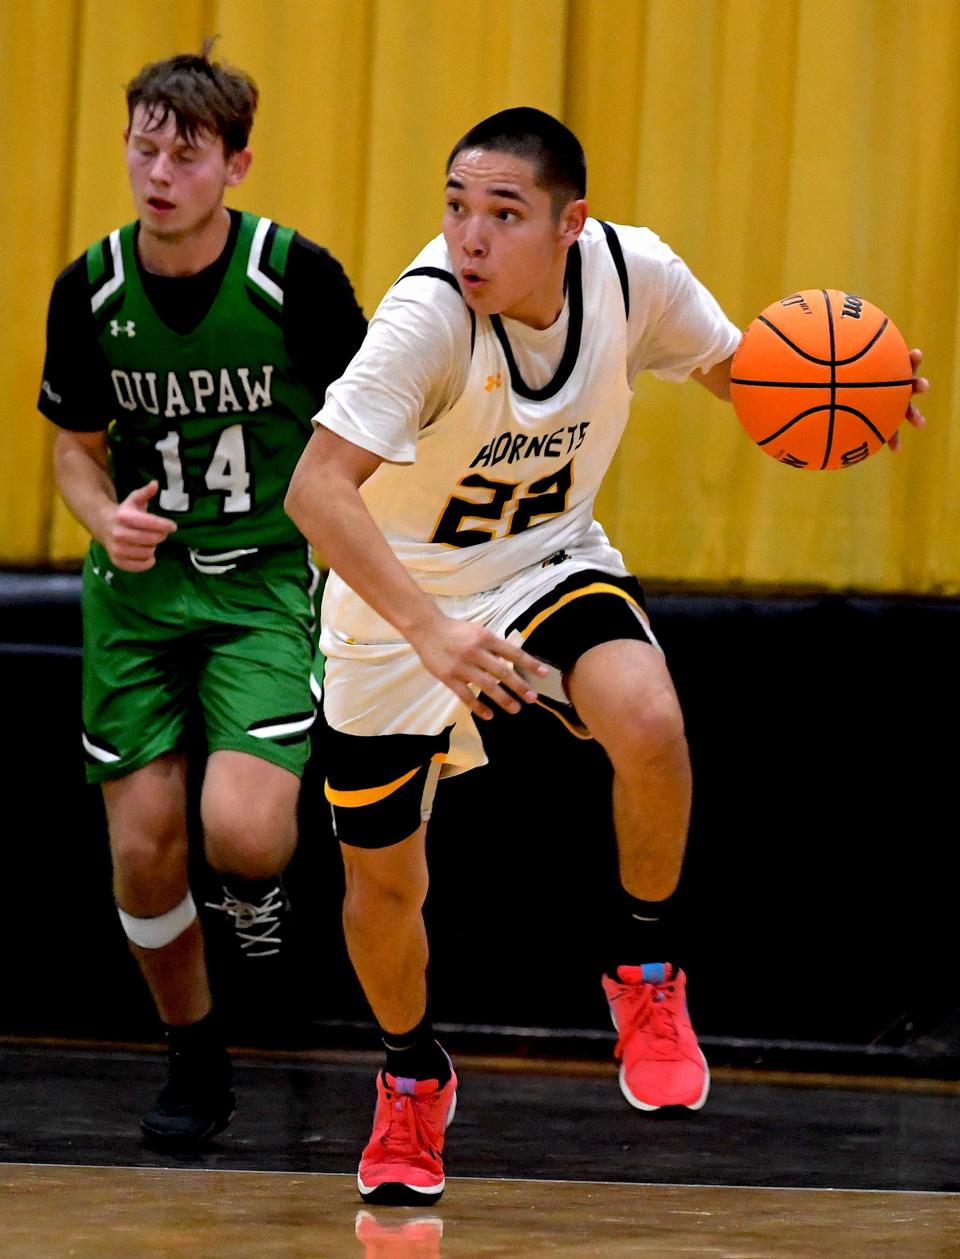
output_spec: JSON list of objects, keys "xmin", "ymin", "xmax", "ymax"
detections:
[{"xmin": 3, "ymin": 0, "xmax": 957, "ymax": 593}]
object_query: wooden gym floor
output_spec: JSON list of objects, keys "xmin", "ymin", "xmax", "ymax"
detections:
[{"xmin": 2, "ymin": 1040, "xmax": 958, "ymax": 1256}]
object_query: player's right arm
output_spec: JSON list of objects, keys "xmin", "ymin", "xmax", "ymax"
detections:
[
  {"xmin": 39, "ymin": 258, "xmax": 176, "ymax": 572},
  {"xmin": 286, "ymin": 255, "xmax": 548, "ymax": 717},
  {"xmin": 53, "ymin": 430, "xmax": 176, "ymax": 572}
]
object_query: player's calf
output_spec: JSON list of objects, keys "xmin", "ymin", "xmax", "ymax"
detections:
[{"xmin": 117, "ymin": 895, "xmax": 236, "ymax": 1146}]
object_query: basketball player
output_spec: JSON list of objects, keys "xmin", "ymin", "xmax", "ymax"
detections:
[
  {"xmin": 285, "ymin": 108, "xmax": 928, "ymax": 1205},
  {"xmin": 38, "ymin": 45, "xmax": 366, "ymax": 1148}
]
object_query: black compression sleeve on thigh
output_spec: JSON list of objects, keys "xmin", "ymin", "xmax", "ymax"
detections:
[{"xmin": 324, "ymin": 726, "xmax": 452, "ymax": 849}]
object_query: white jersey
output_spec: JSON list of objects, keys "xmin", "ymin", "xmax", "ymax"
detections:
[{"xmin": 316, "ymin": 219, "xmax": 739, "ymax": 647}]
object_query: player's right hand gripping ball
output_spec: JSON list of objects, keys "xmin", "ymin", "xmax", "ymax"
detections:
[{"xmin": 730, "ymin": 289, "xmax": 913, "ymax": 470}]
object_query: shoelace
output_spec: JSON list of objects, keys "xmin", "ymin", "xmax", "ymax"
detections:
[
  {"xmin": 204, "ymin": 886, "xmax": 284, "ymax": 954},
  {"xmin": 378, "ymin": 1085, "xmax": 444, "ymax": 1162},
  {"xmin": 613, "ymin": 979, "xmax": 681, "ymax": 1061}
]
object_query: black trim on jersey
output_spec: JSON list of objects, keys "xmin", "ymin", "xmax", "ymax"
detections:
[
  {"xmin": 259, "ymin": 220, "xmax": 284, "ymax": 291},
  {"xmin": 599, "ymin": 221, "xmax": 630, "ymax": 319},
  {"xmin": 396, "ymin": 265, "xmax": 462, "ymax": 295},
  {"xmin": 394, "ymin": 265, "xmax": 476, "ymax": 355},
  {"xmin": 490, "ymin": 242, "xmax": 583, "ymax": 402},
  {"xmin": 247, "ymin": 285, "xmax": 285, "ymax": 329},
  {"xmin": 468, "ymin": 305, "xmax": 476, "ymax": 355}
]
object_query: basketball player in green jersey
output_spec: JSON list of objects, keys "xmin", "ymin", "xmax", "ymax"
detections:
[{"xmin": 38, "ymin": 45, "xmax": 366, "ymax": 1148}]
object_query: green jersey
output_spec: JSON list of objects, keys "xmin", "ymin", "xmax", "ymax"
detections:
[{"xmin": 86, "ymin": 211, "xmax": 321, "ymax": 549}]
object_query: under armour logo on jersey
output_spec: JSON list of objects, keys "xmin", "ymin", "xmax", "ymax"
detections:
[
  {"xmin": 109, "ymin": 319, "xmax": 136, "ymax": 337},
  {"xmin": 484, "ymin": 373, "xmax": 502, "ymax": 392}
]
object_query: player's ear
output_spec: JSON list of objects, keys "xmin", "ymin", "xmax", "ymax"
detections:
[
  {"xmin": 557, "ymin": 198, "xmax": 588, "ymax": 247},
  {"xmin": 225, "ymin": 147, "xmax": 252, "ymax": 187}
]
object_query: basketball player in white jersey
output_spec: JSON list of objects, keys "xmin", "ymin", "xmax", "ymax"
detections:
[{"xmin": 286, "ymin": 107, "xmax": 927, "ymax": 1206}]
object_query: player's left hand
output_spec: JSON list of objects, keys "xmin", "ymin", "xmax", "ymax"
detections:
[{"xmin": 889, "ymin": 348, "xmax": 928, "ymax": 453}]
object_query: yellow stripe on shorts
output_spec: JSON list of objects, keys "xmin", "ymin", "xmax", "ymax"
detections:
[
  {"xmin": 517, "ymin": 582, "xmax": 649, "ymax": 638},
  {"xmin": 325, "ymin": 753, "xmax": 447, "ymax": 808}
]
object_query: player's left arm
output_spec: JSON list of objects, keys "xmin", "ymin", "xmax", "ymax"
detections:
[
  {"xmin": 620, "ymin": 232, "xmax": 740, "ymax": 398},
  {"xmin": 692, "ymin": 350, "xmax": 736, "ymax": 402}
]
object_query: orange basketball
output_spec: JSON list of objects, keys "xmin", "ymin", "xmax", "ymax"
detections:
[{"xmin": 730, "ymin": 289, "xmax": 913, "ymax": 470}]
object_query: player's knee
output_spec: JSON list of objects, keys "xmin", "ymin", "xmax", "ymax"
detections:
[
  {"xmin": 602, "ymin": 692, "xmax": 687, "ymax": 773},
  {"xmin": 111, "ymin": 829, "xmax": 189, "ymax": 894},
  {"xmin": 203, "ymin": 797, "xmax": 297, "ymax": 878},
  {"xmin": 343, "ymin": 854, "xmax": 428, "ymax": 925},
  {"xmin": 117, "ymin": 891, "xmax": 197, "ymax": 950},
  {"xmin": 206, "ymin": 822, "xmax": 292, "ymax": 880}
]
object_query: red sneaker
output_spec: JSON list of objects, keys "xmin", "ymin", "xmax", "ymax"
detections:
[
  {"xmin": 357, "ymin": 1066, "xmax": 458, "ymax": 1205},
  {"xmin": 601, "ymin": 963, "xmax": 709, "ymax": 1111},
  {"xmin": 355, "ymin": 1208, "xmax": 443, "ymax": 1257}
]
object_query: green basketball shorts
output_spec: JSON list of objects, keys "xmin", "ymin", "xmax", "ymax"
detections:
[{"xmin": 80, "ymin": 539, "xmax": 322, "ymax": 784}]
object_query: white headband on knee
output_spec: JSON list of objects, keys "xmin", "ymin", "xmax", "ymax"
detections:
[{"xmin": 117, "ymin": 892, "xmax": 197, "ymax": 949}]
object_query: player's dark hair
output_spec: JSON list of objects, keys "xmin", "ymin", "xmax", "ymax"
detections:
[
  {"xmin": 125, "ymin": 39, "xmax": 258, "ymax": 156},
  {"xmin": 446, "ymin": 107, "xmax": 586, "ymax": 217}
]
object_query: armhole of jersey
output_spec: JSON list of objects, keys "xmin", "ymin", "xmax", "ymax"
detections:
[
  {"xmin": 267, "ymin": 222, "xmax": 295, "ymax": 276},
  {"xmin": 87, "ymin": 229, "xmax": 125, "ymax": 320},
  {"xmin": 599, "ymin": 221, "xmax": 630, "ymax": 320},
  {"xmin": 246, "ymin": 216, "xmax": 290, "ymax": 313},
  {"xmin": 394, "ymin": 266, "xmax": 476, "ymax": 357}
]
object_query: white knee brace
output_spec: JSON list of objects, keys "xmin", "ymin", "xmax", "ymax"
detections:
[{"xmin": 117, "ymin": 891, "xmax": 197, "ymax": 949}]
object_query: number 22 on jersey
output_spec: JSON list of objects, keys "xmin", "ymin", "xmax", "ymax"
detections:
[{"xmin": 431, "ymin": 459, "xmax": 573, "ymax": 548}]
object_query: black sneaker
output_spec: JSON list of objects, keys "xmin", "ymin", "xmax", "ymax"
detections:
[
  {"xmin": 204, "ymin": 879, "xmax": 288, "ymax": 958},
  {"xmin": 141, "ymin": 1044, "xmax": 236, "ymax": 1149}
]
